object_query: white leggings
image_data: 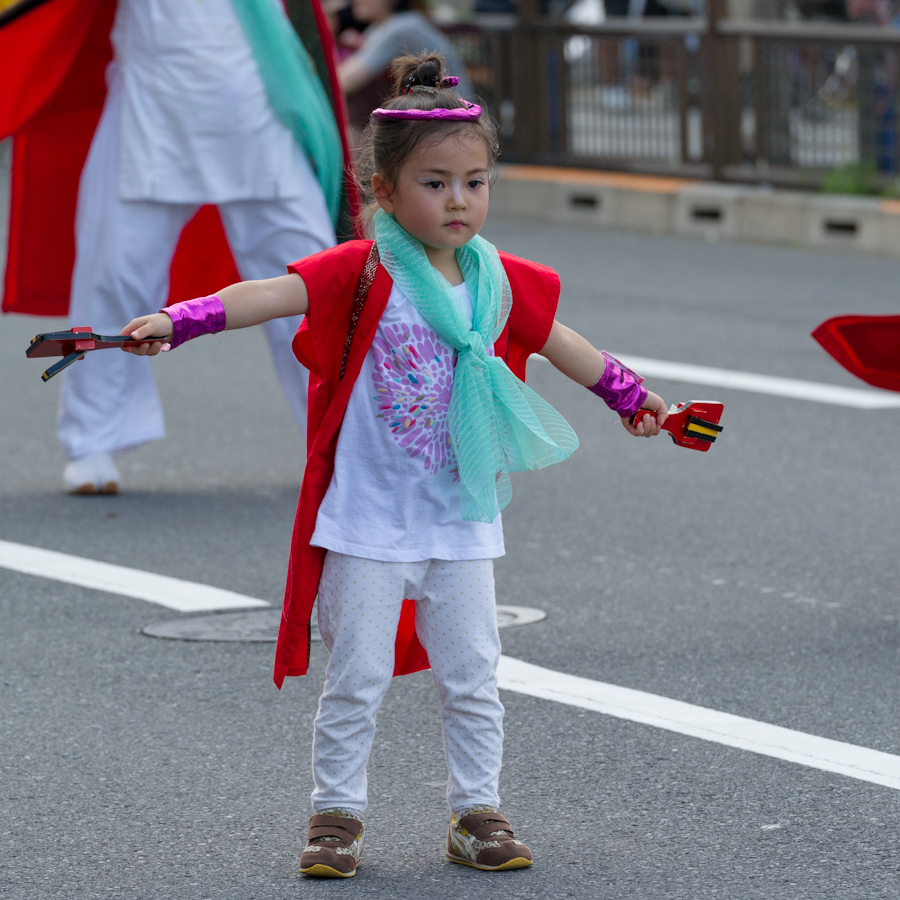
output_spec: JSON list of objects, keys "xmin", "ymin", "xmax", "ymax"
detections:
[{"xmin": 312, "ymin": 552, "xmax": 504, "ymax": 816}]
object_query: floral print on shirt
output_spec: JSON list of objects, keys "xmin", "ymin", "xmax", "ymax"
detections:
[{"xmin": 371, "ymin": 322, "xmax": 458, "ymax": 477}]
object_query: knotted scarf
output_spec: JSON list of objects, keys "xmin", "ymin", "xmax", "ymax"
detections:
[
  {"xmin": 231, "ymin": 0, "xmax": 343, "ymax": 225},
  {"xmin": 373, "ymin": 210, "xmax": 579, "ymax": 523}
]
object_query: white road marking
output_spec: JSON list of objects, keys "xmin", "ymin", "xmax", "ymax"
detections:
[
  {"xmin": 530, "ymin": 354, "xmax": 900, "ymax": 409},
  {"xmin": 5, "ymin": 539, "xmax": 900, "ymax": 791},
  {"xmin": 497, "ymin": 656, "xmax": 900, "ymax": 791},
  {"xmin": 0, "ymin": 539, "xmax": 269, "ymax": 612}
]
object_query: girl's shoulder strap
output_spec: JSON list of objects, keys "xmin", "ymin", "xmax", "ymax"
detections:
[{"xmin": 341, "ymin": 243, "xmax": 380, "ymax": 380}]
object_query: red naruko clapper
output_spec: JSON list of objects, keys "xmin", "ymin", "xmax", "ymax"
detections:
[
  {"xmin": 26, "ymin": 327, "xmax": 169, "ymax": 382},
  {"xmin": 631, "ymin": 401, "xmax": 724, "ymax": 452}
]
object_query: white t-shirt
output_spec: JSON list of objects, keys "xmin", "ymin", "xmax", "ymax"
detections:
[
  {"xmin": 111, "ymin": 0, "xmax": 312, "ymax": 203},
  {"xmin": 311, "ymin": 282, "xmax": 505, "ymax": 562}
]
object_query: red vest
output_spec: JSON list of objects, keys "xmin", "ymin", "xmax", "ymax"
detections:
[{"xmin": 274, "ymin": 240, "xmax": 562, "ymax": 687}]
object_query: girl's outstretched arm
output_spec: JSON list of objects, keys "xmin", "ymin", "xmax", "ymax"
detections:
[
  {"xmin": 119, "ymin": 273, "xmax": 309, "ymax": 356},
  {"xmin": 537, "ymin": 320, "xmax": 668, "ymax": 437}
]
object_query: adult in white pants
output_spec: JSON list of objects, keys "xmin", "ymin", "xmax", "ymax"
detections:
[{"xmin": 59, "ymin": 0, "xmax": 336, "ymax": 493}]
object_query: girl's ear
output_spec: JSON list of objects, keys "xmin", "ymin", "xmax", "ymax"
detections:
[{"xmin": 372, "ymin": 173, "xmax": 395, "ymax": 213}]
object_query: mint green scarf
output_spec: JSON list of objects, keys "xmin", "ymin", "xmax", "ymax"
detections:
[
  {"xmin": 231, "ymin": 0, "xmax": 343, "ymax": 224},
  {"xmin": 374, "ymin": 210, "xmax": 579, "ymax": 523}
]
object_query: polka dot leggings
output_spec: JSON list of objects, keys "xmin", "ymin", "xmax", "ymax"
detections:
[{"xmin": 311, "ymin": 551, "xmax": 504, "ymax": 817}]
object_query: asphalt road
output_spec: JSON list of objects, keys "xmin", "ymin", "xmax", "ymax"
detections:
[{"xmin": 2, "ymin": 212, "xmax": 900, "ymax": 900}]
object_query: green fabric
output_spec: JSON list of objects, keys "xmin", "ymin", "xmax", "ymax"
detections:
[
  {"xmin": 231, "ymin": 0, "xmax": 343, "ymax": 225},
  {"xmin": 374, "ymin": 210, "xmax": 579, "ymax": 523}
]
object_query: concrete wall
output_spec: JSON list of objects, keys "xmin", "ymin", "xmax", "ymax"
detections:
[{"xmin": 490, "ymin": 164, "xmax": 900, "ymax": 258}]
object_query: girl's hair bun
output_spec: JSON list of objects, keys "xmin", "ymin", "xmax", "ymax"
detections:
[{"xmin": 390, "ymin": 54, "xmax": 445, "ymax": 96}]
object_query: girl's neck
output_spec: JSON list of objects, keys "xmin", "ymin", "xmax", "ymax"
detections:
[{"xmin": 423, "ymin": 245, "xmax": 464, "ymax": 286}]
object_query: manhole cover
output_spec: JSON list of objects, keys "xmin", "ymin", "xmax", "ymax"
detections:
[
  {"xmin": 495, "ymin": 605, "xmax": 546, "ymax": 628},
  {"xmin": 142, "ymin": 605, "xmax": 546, "ymax": 643},
  {"xmin": 143, "ymin": 610, "xmax": 282, "ymax": 642}
]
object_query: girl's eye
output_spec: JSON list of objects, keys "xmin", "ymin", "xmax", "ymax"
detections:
[
  {"xmin": 468, "ymin": 180, "xmax": 485, "ymax": 189},
  {"xmin": 426, "ymin": 181, "xmax": 443, "ymax": 190}
]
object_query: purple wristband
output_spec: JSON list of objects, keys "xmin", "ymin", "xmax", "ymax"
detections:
[
  {"xmin": 587, "ymin": 351, "xmax": 648, "ymax": 417},
  {"xmin": 161, "ymin": 295, "xmax": 226, "ymax": 350}
]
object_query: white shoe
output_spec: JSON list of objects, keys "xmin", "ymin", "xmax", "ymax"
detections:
[{"xmin": 63, "ymin": 453, "xmax": 120, "ymax": 495}]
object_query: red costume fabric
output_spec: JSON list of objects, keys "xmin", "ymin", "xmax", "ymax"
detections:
[
  {"xmin": 0, "ymin": 0, "xmax": 357, "ymax": 317},
  {"xmin": 274, "ymin": 240, "xmax": 562, "ymax": 687},
  {"xmin": 812, "ymin": 315, "xmax": 900, "ymax": 393}
]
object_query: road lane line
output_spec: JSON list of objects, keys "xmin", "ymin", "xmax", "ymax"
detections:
[
  {"xmin": 498, "ymin": 656, "xmax": 900, "ymax": 791},
  {"xmin": 530, "ymin": 354, "xmax": 900, "ymax": 409},
  {"xmin": 618, "ymin": 356, "xmax": 900, "ymax": 409},
  {"xmin": 6, "ymin": 539, "xmax": 899, "ymax": 790},
  {"xmin": 0, "ymin": 539, "xmax": 269, "ymax": 613}
]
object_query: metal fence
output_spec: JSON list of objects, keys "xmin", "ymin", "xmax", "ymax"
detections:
[{"xmin": 445, "ymin": 16, "xmax": 900, "ymax": 187}]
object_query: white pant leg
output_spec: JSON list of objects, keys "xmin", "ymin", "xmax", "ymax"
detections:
[
  {"xmin": 218, "ymin": 165, "xmax": 336, "ymax": 435},
  {"xmin": 57, "ymin": 82, "xmax": 198, "ymax": 460},
  {"xmin": 312, "ymin": 552, "xmax": 426, "ymax": 817},
  {"xmin": 415, "ymin": 559, "xmax": 504, "ymax": 812}
]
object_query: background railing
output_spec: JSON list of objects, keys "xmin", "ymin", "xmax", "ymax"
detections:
[{"xmin": 445, "ymin": 13, "xmax": 900, "ymax": 187}]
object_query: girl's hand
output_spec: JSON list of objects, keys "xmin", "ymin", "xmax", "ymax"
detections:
[
  {"xmin": 118, "ymin": 313, "xmax": 174, "ymax": 356},
  {"xmin": 621, "ymin": 390, "xmax": 668, "ymax": 437}
]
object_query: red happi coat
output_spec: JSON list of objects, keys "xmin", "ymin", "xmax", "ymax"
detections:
[{"xmin": 274, "ymin": 240, "xmax": 561, "ymax": 687}]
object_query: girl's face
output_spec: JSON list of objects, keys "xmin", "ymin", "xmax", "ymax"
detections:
[{"xmin": 374, "ymin": 133, "xmax": 490, "ymax": 262}]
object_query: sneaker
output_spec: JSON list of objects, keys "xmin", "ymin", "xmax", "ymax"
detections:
[
  {"xmin": 299, "ymin": 811, "xmax": 364, "ymax": 878},
  {"xmin": 446, "ymin": 807, "xmax": 533, "ymax": 871},
  {"xmin": 63, "ymin": 453, "xmax": 120, "ymax": 495}
]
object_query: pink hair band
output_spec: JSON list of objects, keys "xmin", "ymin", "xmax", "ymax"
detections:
[{"xmin": 371, "ymin": 100, "xmax": 482, "ymax": 121}]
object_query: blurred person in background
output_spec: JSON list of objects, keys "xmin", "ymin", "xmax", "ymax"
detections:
[
  {"xmin": 323, "ymin": 0, "xmax": 370, "ymax": 60},
  {"xmin": 337, "ymin": 0, "xmax": 473, "ymax": 140}
]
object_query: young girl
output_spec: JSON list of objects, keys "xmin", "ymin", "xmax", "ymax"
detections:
[{"xmin": 121, "ymin": 54, "xmax": 668, "ymax": 878}]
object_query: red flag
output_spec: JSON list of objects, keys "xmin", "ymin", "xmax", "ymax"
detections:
[
  {"xmin": 812, "ymin": 315, "xmax": 900, "ymax": 393},
  {"xmin": 1, "ymin": 0, "xmax": 113, "ymax": 315}
]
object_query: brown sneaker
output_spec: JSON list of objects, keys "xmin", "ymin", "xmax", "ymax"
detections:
[
  {"xmin": 299, "ymin": 811, "xmax": 364, "ymax": 878},
  {"xmin": 446, "ymin": 808, "xmax": 533, "ymax": 871}
]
